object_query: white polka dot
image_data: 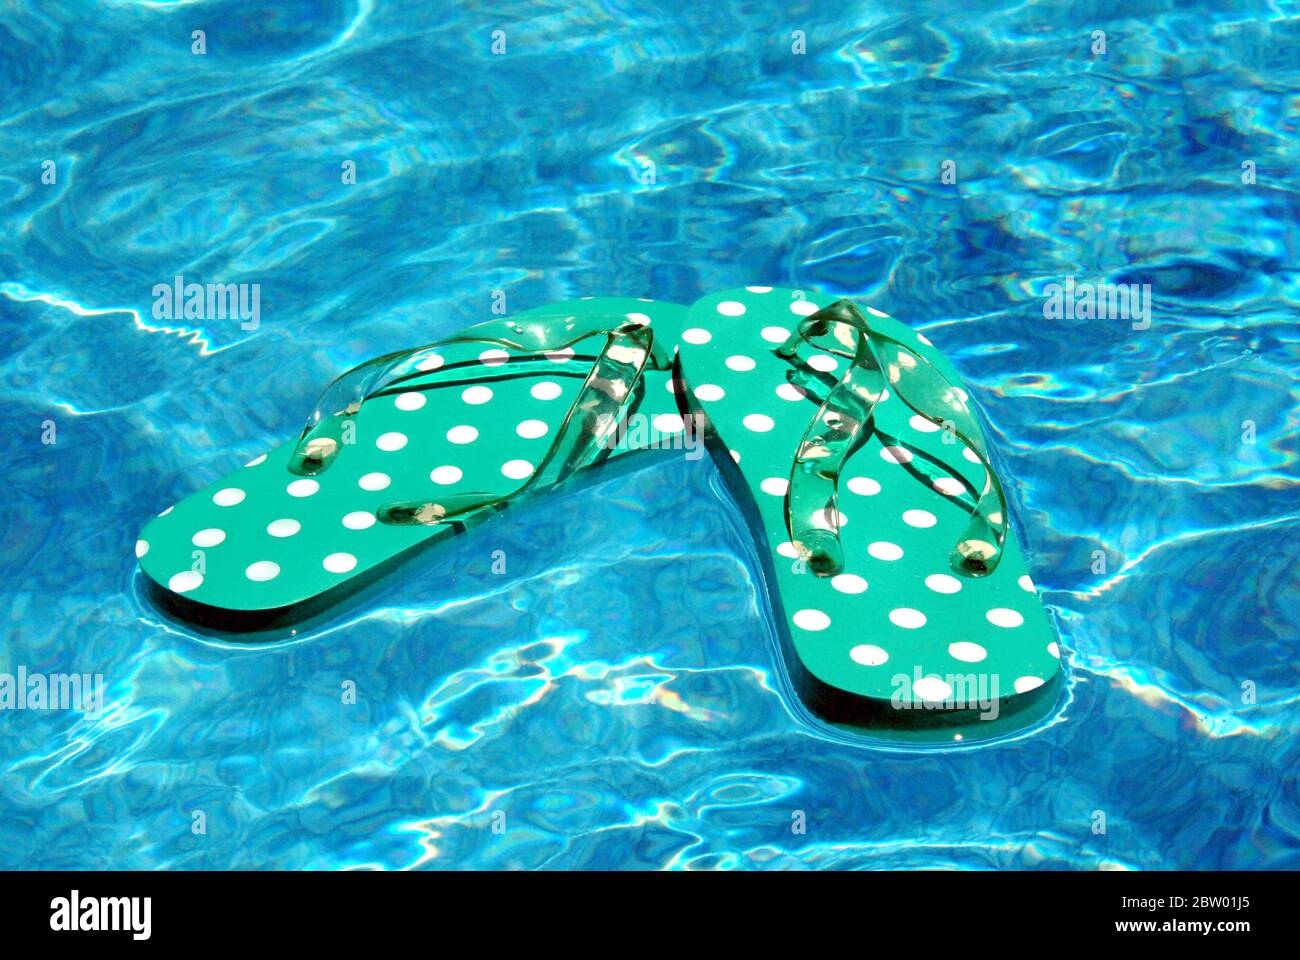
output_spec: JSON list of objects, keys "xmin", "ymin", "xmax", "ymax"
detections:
[
  {"xmin": 725, "ymin": 355, "xmax": 755, "ymax": 371},
  {"xmin": 626, "ymin": 312, "xmax": 651, "ymax": 325},
  {"xmin": 868, "ymin": 541, "xmax": 903, "ymax": 561},
  {"xmin": 925, "ymin": 573, "xmax": 962, "ymax": 594},
  {"xmin": 682, "ymin": 327, "xmax": 712, "ymax": 344},
  {"xmin": 987, "ymin": 608, "xmax": 1025, "ymax": 628},
  {"xmin": 479, "ymin": 348, "xmax": 510, "ymax": 367},
  {"xmin": 913, "ymin": 676, "xmax": 952, "ymax": 702},
  {"xmin": 531, "ymin": 381, "xmax": 562, "ymax": 401},
  {"xmin": 607, "ymin": 347, "xmax": 644, "ymax": 369},
  {"xmin": 547, "ymin": 347, "xmax": 575, "ymax": 363},
  {"xmin": 502, "ymin": 459, "xmax": 534, "ymax": 480},
  {"xmin": 267, "ymin": 518, "xmax": 301, "ymax": 537},
  {"xmin": 775, "ymin": 541, "xmax": 803, "ymax": 559},
  {"xmin": 511, "ymin": 419, "xmax": 545, "ymax": 440},
  {"xmin": 909, "ymin": 414, "xmax": 941, "ymax": 433},
  {"xmin": 415, "ymin": 354, "xmax": 444, "ymax": 371},
  {"xmin": 846, "ymin": 476, "xmax": 881, "ymax": 496},
  {"xmin": 168, "ymin": 571, "xmax": 202, "ymax": 593},
  {"xmin": 889, "ymin": 608, "xmax": 927, "ymax": 629},
  {"xmin": 811, "ymin": 508, "xmax": 848, "ymax": 530},
  {"xmin": 430, "ymin": 466, "xmax": 463, "ymax": 485},
  {"xmin": 245, "ymin": 560, "xmax": 280, "ymax": 582},
  {"xmin": 395, "ymin": 392, "xmax": 426, "ymax": 411},
  {"xmin": 245, "ymin": 453, "xmax": 267, "ymax": 467},
  {"xmin": 948, "ymin": 641, "xmax": 987, "ymax": 663},
  {"xmin": 958, "ymin": 536, "xmax": 1001, "ymax": 566},
  {"xmin": 831, "ymin": 573, "xmax": 867, "ymax": 594},
  {"xmin": 903, "ymin": 509, "xmax": 937, "ymax": 528},
  {"xmin": 287, "ymin": 478, "xmax": 319, "ymax": 498},
  {"xmin": 447, "ymin": 425, "xmax": 479, "ymax": 444},
  {"xmin": 1047, "ymin": 642, "xmax": 1061, "ymax": 659},
  {"xmin": 359, "ymin": 472, "xmax": 391, "ymax": 491},
  {"xmin": 158, "ymin": 506, "xmax": 174, "ymax": 516},
  {"xmin": 134, "ymin": 540, "xmax": 149, "ymax": 558},
  {"xmin": 963, "ymin": 447, "xmax": 981, "ymax": 464},
  {"xmin": 342, "ymin": 511, "xmax": 375, "ymax": 530},
  {"xmin": 775, "ymin": 383, "xmax": 806, "ymax": 401},
  {"xmin": 917, "ymin": 333, "xmax": 933, "ymax": 346},
  {"xmin": 213, "ymin": 487, "xmax": 245, "ymax": 507},
  {"xmin": 462, "ymin": 386, "xmax": 493, "ymax": 405},
  {"xmin": 792, "ymin": 609, "xmax": 830, "ymax": 631},
  {"xmin": 933, "ymin": 477, "xmax": 967, "ymax": 496},
  {"xmin": 323, "ymin": 552, "xmax": 358, "ymax": 574},
  {"xmin": 760, "ymin": 477, "xmax": 788, "ymax": 496},
  {"xmin": 866, "ymin": 306, "xmax": 890, "ymax": 319},
  {"xmin": 376, "ymin": 431, "xmax": 408, "ymax": 452},
  {"xmin": 1019, "ymin": 575, "xmax": 1036, "ymax": 592},
  {"xmin": 745, "ymin": 285, "xmax": 773, "ymax": 293},
  {"xmin": 1014, "ymin": 676, "xmax": 1045, "ymax": 694},
  {"xmin": 716, "ymin": 300, "xmax": 746, "ymax": 317},
  {"xmin": 807, "ymin": 354, "xmax": 838, "ymax": 373},
  {"xmin": 743, "ymin": 413, "xmax": 774, "ymax": 432},
  {"xmin": 790, "ymin": 300, "xmax": 819, "ymax": 316},
  {"xmin": 191, "ymin": 528, "xmax": 226, "ymax": 548},
  {"xmin": 652, "ymin": 413, "xmax": 685, "ymax": 433},
  {"xmin": 694, "ymin": 384, "xmax": 725, "ymax": 401},
  {"xmin": 730, "ymin": 450, "xmax": 741, "ymax": 463},
  {"xmin": 850, "ymin": 644, "xmax": 888, "ymax": 666},
  {"xmin": 880, "ymin": 446, "xmax": 913, "ymax": 464},
  {"xmin": 761, "ymin": 326, "xmax": 791, "ymax": 343}
]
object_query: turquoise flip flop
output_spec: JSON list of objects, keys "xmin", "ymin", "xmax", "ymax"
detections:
[
  {"xmin": 674, "ymin": 286, "xmax": 1062, "ymax": 741},
  {"xmin": 135, "ymin": 297, "xmax": 690, "ymax": 631}
]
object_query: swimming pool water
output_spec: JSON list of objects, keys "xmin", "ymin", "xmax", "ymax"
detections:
[{"xmin": 1, "ymin": 1, "xmax": 1297, "ymax": 869}]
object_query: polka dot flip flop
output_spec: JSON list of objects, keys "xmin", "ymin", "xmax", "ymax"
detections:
[
  {"xmin": 135, "ymin": 297, "xmax": 689, "ymax": 630},
  {"xmin": 675, "ymin": 287, "xmax": 1062, "ymax": 742}
]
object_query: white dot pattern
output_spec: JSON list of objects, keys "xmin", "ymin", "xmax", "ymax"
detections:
[
  {"xmin": 342, "ymin": 511, "xmax": 375, "ymax": 530},
  {"xmin": 267, "ymin": 518, "xmax": 301, "ymax": 538},
  {"xmin": 430, "ymin": 466, "xmax": 463, "ymax": 485},
  {"xmin": 137, "ymin": 291, "xmax": 1055, "ymax": 712},
  {"xmin": 669, "ymin": 287, "xmax": 1057, "ymax": 707},
  {"xmin": 213, "ymin": 488, "xmax": 245, "ymax": 507},
  {"xmin": 287, "ymin": 479, "xmax": 319, "ymax": 498}
]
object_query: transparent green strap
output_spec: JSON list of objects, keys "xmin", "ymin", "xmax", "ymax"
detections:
[
  {"xmin": 776, "ymin": 299, "xmax": 1008, "ymax": 577},
  {"xmin": 288, "ymin": 313, "xmax": 667, "ymax": 526}
]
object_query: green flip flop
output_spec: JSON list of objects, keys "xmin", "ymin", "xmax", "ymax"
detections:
[
  {"xmin": 135, "ymin": 297, "xmax": 691, "ymax": 631},
  {"xmin": 674, "ymin": 286, "xmax": 1062, "ymax": 741}
]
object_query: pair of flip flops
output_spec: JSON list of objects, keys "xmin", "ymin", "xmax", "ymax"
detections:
[{"xmin": 136, "ymin": 287, "xmax": 1062, "ymax": 740}]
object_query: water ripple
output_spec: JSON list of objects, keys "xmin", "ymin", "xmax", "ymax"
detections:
[{"xmin": 1, "ymin": 0, "xmax": 1297, "ymax": 870}]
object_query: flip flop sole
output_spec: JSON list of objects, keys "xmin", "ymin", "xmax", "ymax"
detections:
[
  {"xmin": 675, "ymin": 287, "xmax": 1062, "ymax": 739},
  {"xmin": 135, "ymin": 297, "xmax": 687, "ymax": 621}
]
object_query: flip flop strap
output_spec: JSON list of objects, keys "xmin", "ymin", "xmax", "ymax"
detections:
[
  {"xmin": 287, "ymin": 313, "xmax": 663, "ymax": 525},
  {"xmin": 776, "ymin": 299, "xmax": 1008, "ymax": 578}
]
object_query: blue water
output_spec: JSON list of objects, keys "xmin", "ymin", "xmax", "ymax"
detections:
[{"xmin": 1, "ymin": 1, "xmax": 1297, "ymax": 870}]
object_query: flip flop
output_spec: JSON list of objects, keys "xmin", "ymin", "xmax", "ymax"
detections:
[
  {"xmin": 674, "ymin": 286, "xmax": 1062, "ymax": 741},
  {"xmin": 135, "ymin": 297, "xmax": 691, "ymax": 631}
]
